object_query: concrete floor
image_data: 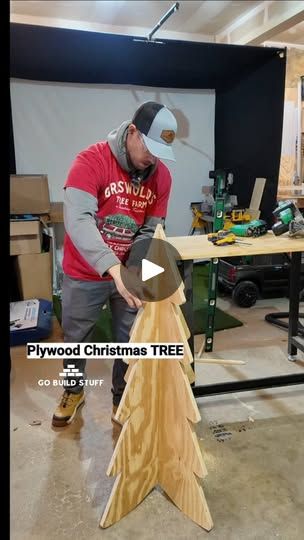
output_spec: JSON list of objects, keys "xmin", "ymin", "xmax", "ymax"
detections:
[{"xmin": 10, "ymin": 295, "xmax": 304, "ymax": 540}]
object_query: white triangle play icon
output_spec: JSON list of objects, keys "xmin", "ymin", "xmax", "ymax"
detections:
[{"xmin": 141, "ymin": 259, "xmax": 164, "ymax": 282}]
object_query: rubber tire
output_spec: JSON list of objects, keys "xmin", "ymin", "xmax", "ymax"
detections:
[{"xmin": 232, "ymin": 281, "xmax": 259, "ymax": 308}]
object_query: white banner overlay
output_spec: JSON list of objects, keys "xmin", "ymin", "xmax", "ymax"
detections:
[{"xmin": 27, "ymin": 343, "xmax": 184, "ymax": 359}]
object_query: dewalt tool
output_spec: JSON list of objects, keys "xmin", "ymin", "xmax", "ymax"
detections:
[{"xmin": 207, "ymin": 230, "xmax": 252, "ymax": 246}]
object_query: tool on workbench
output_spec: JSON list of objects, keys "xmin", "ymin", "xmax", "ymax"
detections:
[
  {"xmin": 207, "ymin": 230, "xmax": 252, "ymax": 246},
  {"xmin": 272, "ymin": 200, "xmax": 304, "ymax": 237},
  {"xmin": 223, "ymin": 178, "xmax": 268, "ymax": 237},
  {"xmin": 223, "ymin": 208, "xmax": 252, "ymax": 229},
  {"xmin": 228, "ymin": 219, "xmax": 268, "ymax": 237}
]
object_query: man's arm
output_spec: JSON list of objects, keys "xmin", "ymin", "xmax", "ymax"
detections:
[
  {"xmin": 126, "ymin": 216, "xmax": 165, "ymax": 268},
  {"xmin": 64, "ymin": 187, "xmax": 143, "ymax": 308},
  {"xmin": 126, "ymin": 164, "xmax": 172, "ymax": 268},
  {"xmin": 64, "ymin": 187, "xmax": 120, "ymax": 276}
]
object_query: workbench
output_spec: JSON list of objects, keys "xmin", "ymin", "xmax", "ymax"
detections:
[{"xmin": 167, "ymin": 232, "xmax": 304, "ymax": 398}]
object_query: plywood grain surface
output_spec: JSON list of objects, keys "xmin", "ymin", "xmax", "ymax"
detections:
[{"xmin": 167, "ymin": 231, "xmax": 303, "ymax": 261}]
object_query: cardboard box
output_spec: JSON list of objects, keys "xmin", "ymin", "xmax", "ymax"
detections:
[
  {"xmin": 16, "ymin": 250, "xmax": 53, "ymax": 301},
  {"xmin": 10, "ymin": 220, "xmax": 42, "ymax": 256},
  {"xmin": 10, "ymin": 174, "xmax": 51, "ymax": 215},
  {"xmin": 49, "ymin": 202, "xmax": 64, "ymax": 223}
]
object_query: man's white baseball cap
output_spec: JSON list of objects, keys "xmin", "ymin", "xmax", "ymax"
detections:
[{"xmin": 132, "ymin": 101, "xmax": 177, "ymax": 161}]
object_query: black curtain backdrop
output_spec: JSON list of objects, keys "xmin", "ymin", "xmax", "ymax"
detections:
[
  {"xmin": 10, "ymin": 23, "xmax": 286, "ymax": 226},
  {"xmin": 215, "ymin": 53, "xmax": 286, "ymax": 226}
]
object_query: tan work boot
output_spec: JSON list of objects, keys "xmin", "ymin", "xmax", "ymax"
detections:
[{"xmin": 52, "ymin": 390, "xmax": 85, "ymax": 427}]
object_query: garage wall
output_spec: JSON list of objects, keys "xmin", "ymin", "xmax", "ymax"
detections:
[{"xmin": 10, "ymin": 79, "xmax": 215, "ymax": 237}]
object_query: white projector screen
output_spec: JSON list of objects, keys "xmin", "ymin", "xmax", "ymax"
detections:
[{"xmin": 10, "ymin": 79, "xmax": 215, "ymax": 236}]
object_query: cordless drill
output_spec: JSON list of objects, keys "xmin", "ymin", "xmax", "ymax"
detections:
[{"xmin": 272, "ymin": 200, "xmax": 304, "ymax": 237}]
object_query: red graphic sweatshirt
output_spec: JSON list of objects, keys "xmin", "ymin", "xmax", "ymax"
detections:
[{"xmin": 63, "ymin": 134, "xmax": 172, "ymax": 281}]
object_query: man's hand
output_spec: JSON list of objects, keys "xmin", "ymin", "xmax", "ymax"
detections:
[
  {"xmin": 127, "ymin": 265, "xmax": 141, "ymax": 277},
  {"xmin": 108, "ymin": 264, "xmax": 154, "ymax": 308}
]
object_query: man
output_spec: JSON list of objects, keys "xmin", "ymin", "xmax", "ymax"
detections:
[{"xmin": 52, "ymin": 101, "xmax": 177, "ymax": 427}]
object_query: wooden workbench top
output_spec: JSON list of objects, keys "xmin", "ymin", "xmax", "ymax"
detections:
[{"xmin": 167, "ymin": 231, "xmax": 304, "ymax": 260}]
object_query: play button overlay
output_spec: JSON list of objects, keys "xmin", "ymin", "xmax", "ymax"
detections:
[
  {"xmin": 120, "ymin": 237, "xmax": 183, "ymax": 302},
  {"xmin": 142, "ymin": 259, "xmax": 164, "ymax": 282}
]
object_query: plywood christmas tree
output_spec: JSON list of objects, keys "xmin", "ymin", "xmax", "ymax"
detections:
[{"xmin": 100, "ymin": 225, "xmax": 213, "ymax": 531}]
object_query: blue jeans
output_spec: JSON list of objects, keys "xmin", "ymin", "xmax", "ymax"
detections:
[{"xmin": 61, "ymin": 274, "xmax": 137, "ymax": 405}]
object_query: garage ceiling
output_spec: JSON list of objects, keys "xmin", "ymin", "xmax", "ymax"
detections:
[{"xmin": 10, "ymin": 0, "xmax": 304, "ymax": 46}]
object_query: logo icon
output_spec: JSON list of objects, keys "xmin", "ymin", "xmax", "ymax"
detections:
[
  {"xmin": 160, "ymin": 130, "xmax": 175, "ymax": 144},
  {"xmin": 59, "ymin": 364, "xmax": 83, "ymax": 379}
]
